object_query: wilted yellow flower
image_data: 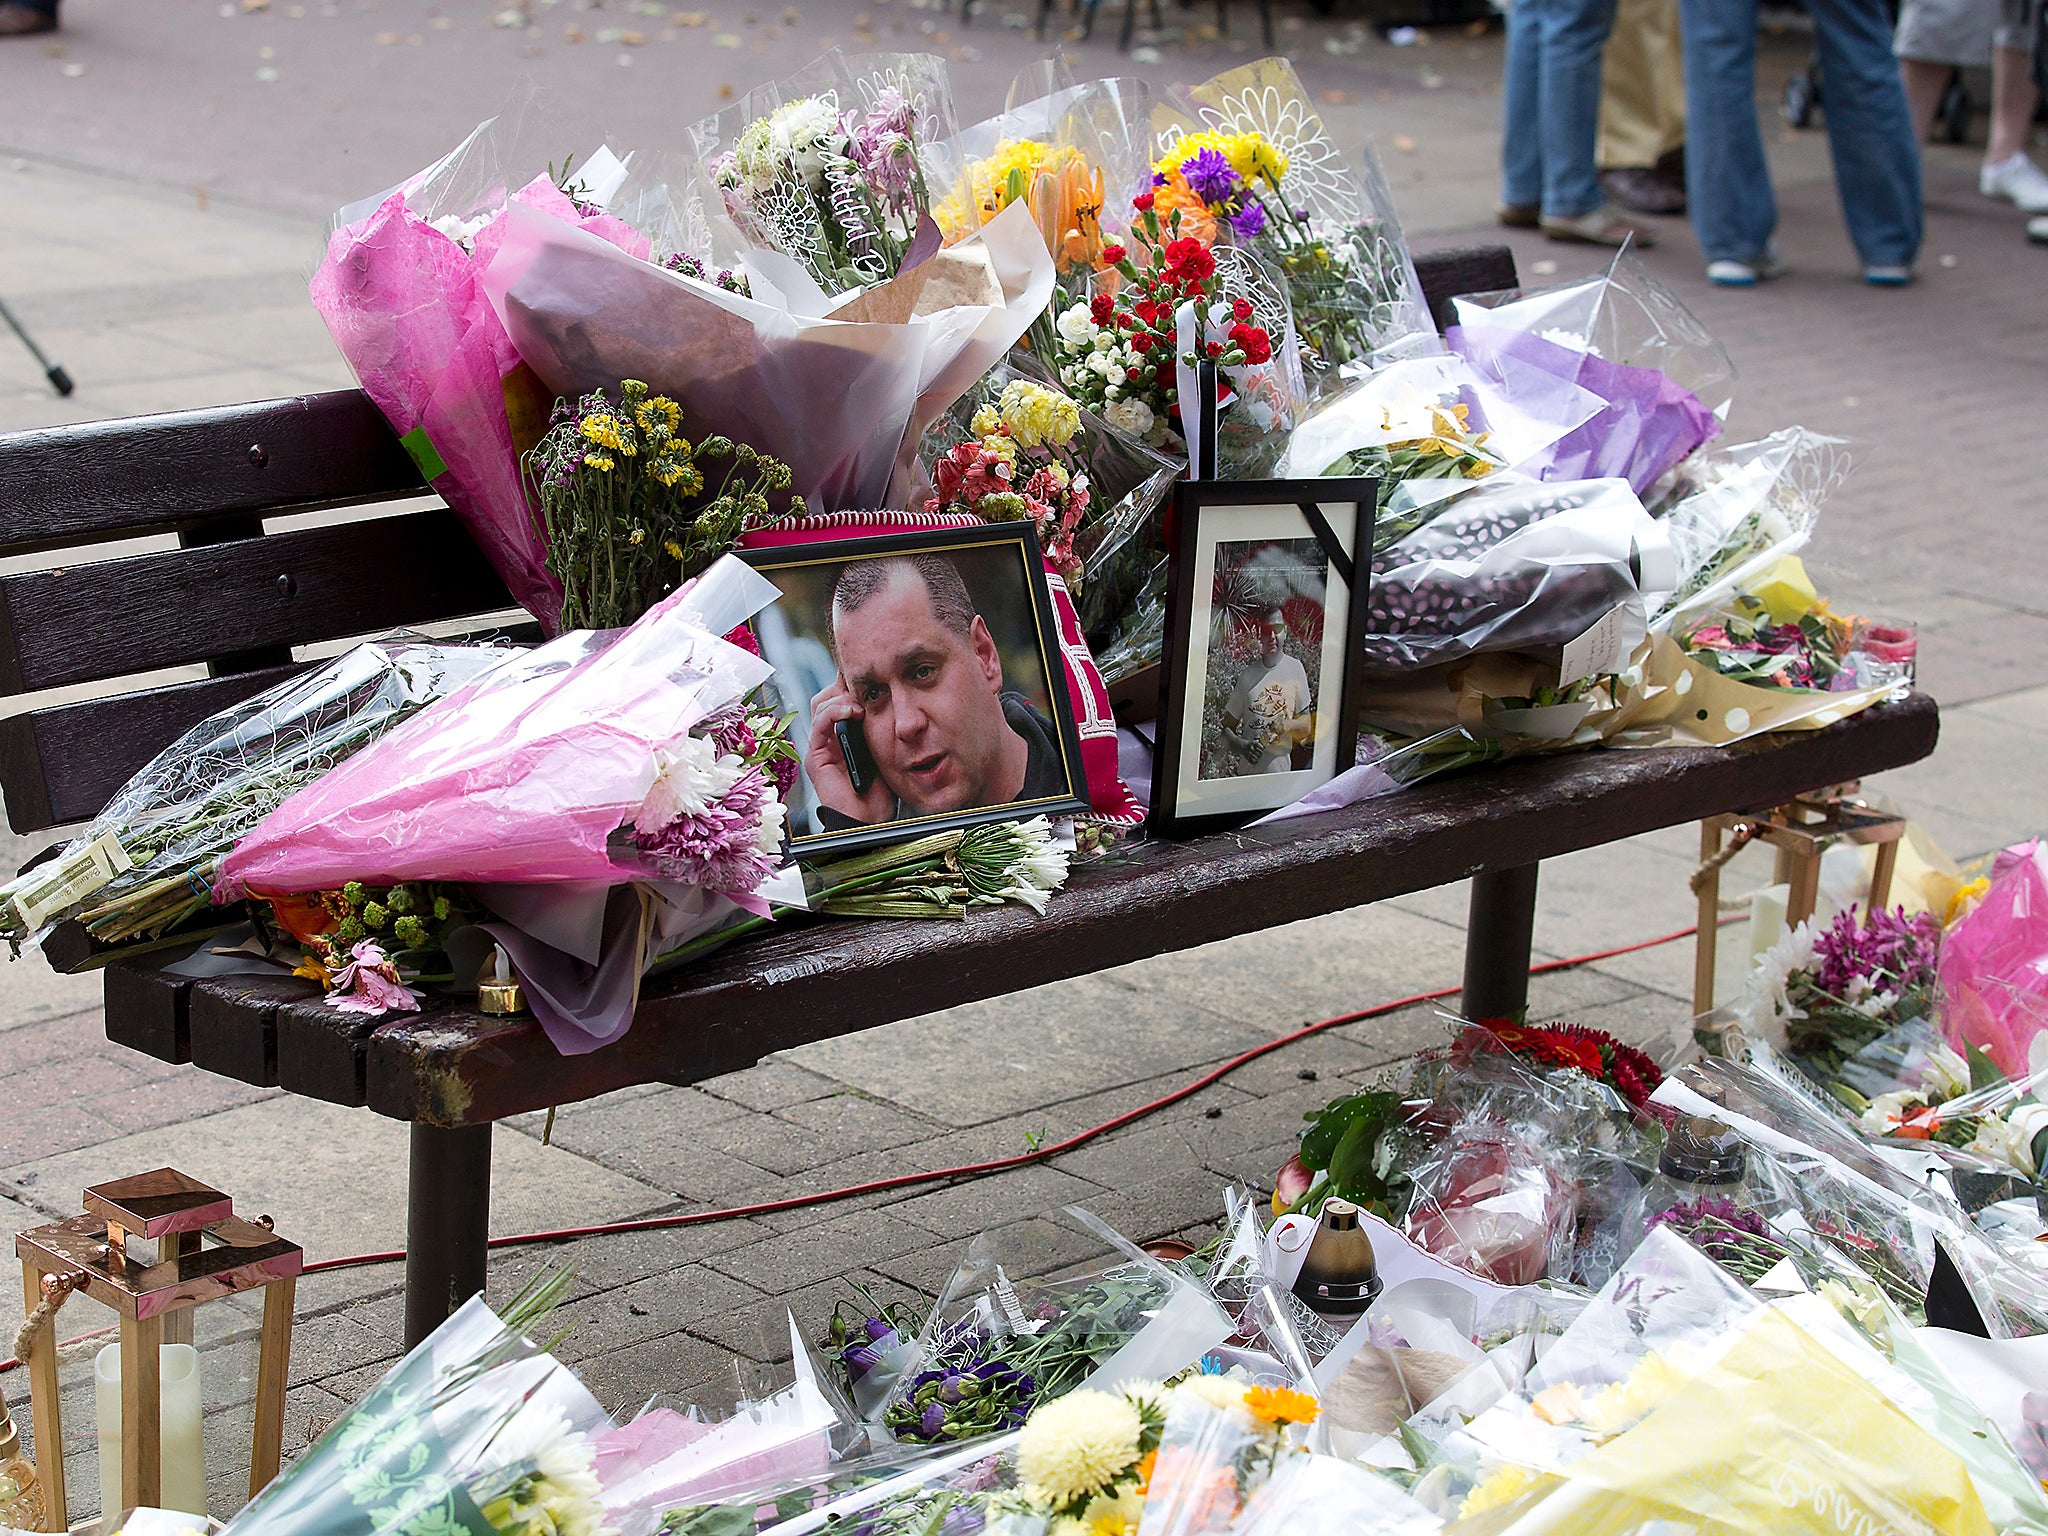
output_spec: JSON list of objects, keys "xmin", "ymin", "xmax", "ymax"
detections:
[
  {"xmin": 1460, "ymin": 1463, "xmax": 1544, "ymax": 1518},
  {"xmin": 663, "ymin": 539, "xmax": 685, "ymax": 560},
  {"xmin": 582, "ymin": 452, "xmax": 615, "ymax": 472}
]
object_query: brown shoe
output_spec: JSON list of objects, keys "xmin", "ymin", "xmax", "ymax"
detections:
[
  {"xmin": 1599, "ymin": 166, "xmax": 1686, "ymax": 216},
  {"xmin": 0, "ymin": 2, "xmax": 57, "ymax": 33},
  {"xmin": 1540, "ymin": 204, "xmax": 1656, "ymax": 248},
  {"xmin": 1496, "ymin": 202, "xmax": 1539, "ymax": 229}
]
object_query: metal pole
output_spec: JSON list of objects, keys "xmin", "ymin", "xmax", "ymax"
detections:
[
  {"xmin": 404, "ymin": 1122, "xmax": 493, "ymax": 1347},
  {"xmin": 1461, "ymin": 863, "xmax": 1541, "ymax": 1021},
  {"xmin": 0, "ymin": 295, "xmax": 72, "ymax": 397}
]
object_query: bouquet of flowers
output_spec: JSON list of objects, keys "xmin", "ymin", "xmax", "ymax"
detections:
[
  {"xmin": 311, "ymin": 102, "xmax": 651, "ymax": 630},
  {"xmin": 527, "ymin": 380, "xmax": 803, "ymax": 630},
  {"xmin": 691, "ymin": 53, "xmax": 956, "ymax": 295},
  {"xmin": 924, "ymin": 378, "xmax": 1093, "ymax": 586},
  {"xmin": 1447, "ymin": 253, "xmax": 1732, "ymax": 496},
  {"xmin": 215, "ymin": 557, "xmax": 782, "ymax": 901},
  {"xmin": 839, "ymin": 1207, "xmax": 1231, "ymax": 1448},
  {"xmin": 1152, "ymin": 58, "xmax": 1434, "ymax": 379},
  {"xmin": 0, "ymin": 640, "xmax": 512, "ymax": 957},
  {"xmin": 1744, "ymin": 904, "xmax": 1945, "ymax": 1080},
  {"xmin": 218, "ymin": 1277, "xmax": 618, "ymax": 1536}
]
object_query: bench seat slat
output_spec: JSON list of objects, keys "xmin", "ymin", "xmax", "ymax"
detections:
[
  {"xmin": 0, "ymin": 393, "xmax": 424, "ymax": 557},
  {"xmin": 0, "ymin": 508, "xmax": 513, "ymax": 694},
  {"xmin": 338, "ymin": 694, "xmax": 1939, "ymax": 1128}
]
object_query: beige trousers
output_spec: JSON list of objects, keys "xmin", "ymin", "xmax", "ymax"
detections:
[{"xmin": 1598, "ymin": 0, "xmax": 1687, "ymax": 169}]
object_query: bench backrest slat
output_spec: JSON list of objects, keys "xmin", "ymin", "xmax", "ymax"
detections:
[
  {"xmin": 0, "ymin": 508, "xmax": 512, "ymax": 694},
  {"xmin": 0, "ymin": 393, "xmax": 423, "ymax": 556},
  {"xmin": 0, "ymin": 242, "xmax": 1519, "ymax": 840}
]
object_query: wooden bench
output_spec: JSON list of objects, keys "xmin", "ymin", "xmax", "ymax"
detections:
[{"xmin": 0, "ymin": 245, "xmax": 1941, "ymax": 1345}]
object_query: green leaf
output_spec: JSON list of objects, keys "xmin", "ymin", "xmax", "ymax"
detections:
[
  {"xmin": 1326, "ymin": 1111, "xmax": 1389, "ymax": 1205},
  {"xmin": 659, "ymin": 1507, "xmax": 758, "ymax": 1536},
  {"xmin": 2033, "ymin": 1125, "xmax": 2048, "ymax": 1182},
  {"xmin": 1966, "ymin": 1044, "xmax": 2008, "ymax": 1094},
  {"xmin": 1298, "ymin": 1089, "xmax": 1397, "ymax": 1171}
]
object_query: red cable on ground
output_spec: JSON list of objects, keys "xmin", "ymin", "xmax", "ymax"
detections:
[{"xmin": 0, "ymin": 917, "xmax": 1717, "ymax": 1374}]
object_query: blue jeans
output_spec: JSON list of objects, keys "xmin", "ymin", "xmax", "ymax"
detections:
[
  {"xmin": 1680, "ymin": 0, "xmax": 1922, "ymax": 266},
  {"xmin": 1502, "ymin": 0, "xmax": 1620, "ymax": 219}
]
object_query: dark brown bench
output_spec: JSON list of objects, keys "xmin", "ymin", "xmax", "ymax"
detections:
[{"xmin": 0, "ymin": 245, "xmax": 1941, "ymax": 1345}]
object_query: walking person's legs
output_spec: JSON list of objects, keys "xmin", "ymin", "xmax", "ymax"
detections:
[
  {"xmin": 1980, "ymin": 0, "xmax": 2048, "ymax": 209},
  {"xmin": 1808, "ymin": 0, "xmax": 1924, "ymax": 276},
  {"xmin": 1678, "ymin": 0, "xmax": 1779, "ymax": 276},
  {"xmin": 1502, "ymin": 0, "xmax": 1547, "ymax": 222},
  {"xmin": 0, "ymin": 0, "xmax": 57, "ymax": 35}
]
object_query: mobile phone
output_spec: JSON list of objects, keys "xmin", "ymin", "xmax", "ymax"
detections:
[{"xmin": 835, "ymin": 715, "xmax": 878, "ymax": 798}]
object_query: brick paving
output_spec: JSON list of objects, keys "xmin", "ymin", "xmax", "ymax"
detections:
[{"xmin": 2, "ymin": 0, "xmax": 2046, "ymax": 1500}]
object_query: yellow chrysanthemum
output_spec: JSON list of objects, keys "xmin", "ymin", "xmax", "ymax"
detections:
[
  {"xmin": 1460, "ymin": 1463, "xmax": 1545, "ymax": 1518},
  {"xmin": 1077, "ymin": 1488, "xmax": 1142, "ymax": 1536},
  {"xmin": 1015, "ymin": 1389, "xmax": 1143, "ymax": 1508},
  {"xmin": 937, "ymin": 137, "xmax": 1059, "ymax": 239},
  {"xmin": 1169, "ymin": 1374, "xmax": 1248, "ymax": 1418},
  {"xmin": 1243, "ymin": 1385, "xmax": 1318, "ymax": 1426},
  {"xmin": 970, "ymin": 404, "xmax": 1002, "ymax": 439},
  {"xmin": 999, "ymin": 379, "xmax": 1082, "ymax": 450},
  {"xmin": 1153, "ymin": 130, "xmax": 1288, "ymax": 192}
]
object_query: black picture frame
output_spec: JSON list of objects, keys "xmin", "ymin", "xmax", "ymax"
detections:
[
  {"xmin": 736, "ymin": 523, "xmax": 1093, "ymax": 859},
  {"xmin": 1149, "ymin": 478, "xmax": 1380, "ymax": 837}
]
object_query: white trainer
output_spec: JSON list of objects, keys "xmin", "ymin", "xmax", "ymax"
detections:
[{"xmin": 1980, "ymin": 154, "xmax": 2048, "ymax": 214}]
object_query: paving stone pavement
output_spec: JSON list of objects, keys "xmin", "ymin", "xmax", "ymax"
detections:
[{"xmin": 2, "ymin": 0, "xmax": 2044, "ymax": 1504}]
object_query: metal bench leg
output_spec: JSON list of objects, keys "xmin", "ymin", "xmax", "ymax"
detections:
[
  {"xmin": 405, "ymin": 1122, "xmax": 493, "ymax": 1347},
  {"xmin": 1461, "ymin": 864, "xmax": 1540, "ymax": 1021}
]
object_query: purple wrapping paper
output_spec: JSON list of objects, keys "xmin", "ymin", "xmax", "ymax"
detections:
[{"xmin": 1448, "ymin": 323, "xmax": 1720, "ymax": 494}]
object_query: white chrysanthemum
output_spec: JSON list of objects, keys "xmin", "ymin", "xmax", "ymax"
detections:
[
  {"xmin": 1170, "ymin": 1373, "xmax": 1249, "ymax": 1418},
  {"xmin": 1057, "ymin": 302, "xmax": 1098, "ymax": 347},
  {"xmin": 1015, "ymin": 1389, "xmax": 1143, "ymax": 1507},
  {"xmin": 636, "ymin": 736, "xmax": 746, "ymax": 835},
  {"xmin": 1102, "ymin": 398, "xmax": 1155, "ymax": 439},
  {"xmin": 1740, "ymin": 918, "xmax": 1818, "ymax": 1034},
  {"xmin": 754, "ymin": 792, "xmax": 788, "ymax": 857},
  {"xmin": 776, "ymin": 95, "xmax": 841, "ymax": 149}
]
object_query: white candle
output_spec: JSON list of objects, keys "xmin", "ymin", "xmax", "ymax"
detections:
[
  {"xmin": 94, "ymin": 1342, "xmax": 207, "ymax": 1518},
  {"xmin": 1749, "ymin": 882, "xmax": 1790, "ymax": 963}
]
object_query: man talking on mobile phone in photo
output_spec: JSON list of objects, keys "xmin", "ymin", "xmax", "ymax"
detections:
[{"xmin": 806, "ymin": 553, "xmax": 1066, "ymax": 828}]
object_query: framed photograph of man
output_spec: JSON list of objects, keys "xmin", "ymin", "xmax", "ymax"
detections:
[
  {"xmin": 737, "ymin": 525, "xmax": 1092, "ymax": 857},
  {"xmin": 1149, "ymin": 480, "xmax": 1379, "ymax": 835}
]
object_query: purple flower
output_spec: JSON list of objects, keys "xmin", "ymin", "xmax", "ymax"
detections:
[
  {"xmin": 1228, "ymin": 199, "xmax": 1268, "ymax": 239},
  {"xmin": 1151, "ymin": 170, "xmax": 1169, "ymax": 187},
  {"xmin": 634, "ymin": 764, "xmax": 782, "ymax": 894},
  {"xmin": 1811, "ymin": 905, "xmax": 1942, "ymax": 998},
  {"xmin": 919, "ymin": 1403, "xmax": 946, "ymax": 1438},
  {"xmin": 863, "ymin": 1317, "xmax": 897, "ymax": 1343},
  {"xmin": 1180, "ymin": 147, "xmax": 1240, "ymax": 205}
]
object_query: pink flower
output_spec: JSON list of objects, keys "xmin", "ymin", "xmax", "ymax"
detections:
[
  {"xmin": 931, "ymin": 442, "xmax": 1016, "ymax": 512},
  {"xmin": 325, "ymin": 939, "xmax": 422, "ymax": 1016}
]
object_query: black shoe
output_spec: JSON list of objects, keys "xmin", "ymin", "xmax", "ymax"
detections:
[{"xmin": 1599, "ymin": 167, "xmax": 1686, "ymax": 216}]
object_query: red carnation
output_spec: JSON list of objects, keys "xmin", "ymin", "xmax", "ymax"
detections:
[
  {"xmin": 1101, "ymin": 243, "xmax": 1127, "ymax": 264},
  {"xmin": 1133, "ymin": 190, "xmax": 1156, "ymax": 212},
  {"xmin": 1204, "ymin": 340, "xmax": 1224, "ymax": 358},
  {"xmin": 1163, "ymin": 237, "xmax": 1216, "ymax": 288},
  {"xmin": 1126, "ymin": 367, "xmax": 1143, "ymax": 381},
  {"xmin": 1089, "ymin": 292, "xmax": 1115, "ymax": 326},
  {"xmin": 1134, "ymin": 300, "xmax": 1161, "ymax": 326},
  {"xmin": 1232, "ymin": 297, "xmax": 1253, "ymax": 322},
  {"xmin": 1129, "ymin": 332, "xmax": 1153, "ymax": 354},
  {"xmin": 1228, "ymin": 322, "xmax": 1273, "ymax": 365}
]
